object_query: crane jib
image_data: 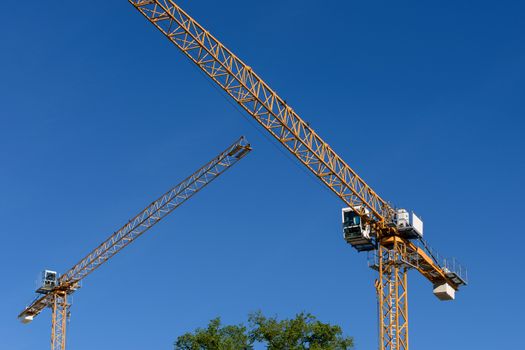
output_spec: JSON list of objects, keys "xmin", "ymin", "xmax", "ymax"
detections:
[
  {"xmin": 18, "ymin": 137, "xmax": 251, "ymax": 322},
  {"xmin": 128, "ymin": 0, "xmax": 394, "ymax": 225}
]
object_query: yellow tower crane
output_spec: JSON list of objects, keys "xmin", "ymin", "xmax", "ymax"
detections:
[
  {"xmin": 127, "ymin": 2, "xmax": 468, "ymax": 349},
  {"xmin": 18, "ymin": 137, "xmax": 252, "ymax": 350}
]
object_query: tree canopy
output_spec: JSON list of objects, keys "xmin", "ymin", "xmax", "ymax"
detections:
[
  {"xmin": 174, "ymin": 312, "xmax": 354, "ymax": 350},
  {"xmin": 174, "ymin": 318, "xmax": 251, "ymax": 350}
]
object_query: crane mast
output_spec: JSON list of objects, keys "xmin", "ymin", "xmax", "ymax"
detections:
[
  {"xmin": 18, "ymin": 137, "xmax": 252, "ymax": 350},
  {"xmin": 128, "ymin": 2, "xmax": 467, "ymax": 350}
]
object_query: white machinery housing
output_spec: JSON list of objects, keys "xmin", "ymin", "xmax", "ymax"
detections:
[
  {"xmin": 342, "ymin": 207, "xmax": 376, "ymax": 251},
  {"xmin": 396, "ymin": 209, "xmax": 423, "ymax": 239},
  {"xmin": 36, "ymin": 270, "xmax": 58, "ymax": 294}
]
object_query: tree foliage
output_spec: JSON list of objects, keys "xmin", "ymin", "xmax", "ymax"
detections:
[
  {"xmin": 174, "ymin": 313, "xmax": 353, "ymax": 350},
  {"xmin": 175, "ymin": 318, "xmax": 252, "ymax": 350},
  {"xmin": 249, "ymin": 312, "xmax": 353, "ymax": 350}
]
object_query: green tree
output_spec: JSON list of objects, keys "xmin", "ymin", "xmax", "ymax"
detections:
[
  {"xmin": 249, "ymin": 312, "xmax": 354, "ymax": 350},
  {"xmin": 174, "ymin": 318, "xmax": 253, "ymax": 350},
  {"xmin": 174, "ymin": 313, "xmax": 353, "ymax": 350}
]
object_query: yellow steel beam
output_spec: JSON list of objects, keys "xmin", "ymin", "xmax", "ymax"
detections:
[
  {"xmin": 376, "ymin": 241, "xmax": 409, "ymax": 350},
  {"xmin": 128, "ymin": 0, "xmax": 395, "ymax": 225},
  {"xmin": 50, "ymin": 292, "xmax": 68, "ymax": 350}
]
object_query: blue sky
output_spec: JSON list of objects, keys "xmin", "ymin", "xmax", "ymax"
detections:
[{"xmin": 1, "ymin": 0, "xmax": 524, "ymax": 349}]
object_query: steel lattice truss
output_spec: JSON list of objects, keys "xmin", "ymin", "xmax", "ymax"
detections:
[
  {"xmin": 376, "ymin": 244, "xmax": 409, "ymax": 350},
  {"xmin": 50, "ymin": 293, "xmax": 68, "ymax": 350},
  {"xmin": 129, "ymin": 0, "xmax": 395, "ymax": 225},
  {"xmin": 18, "ymin": 137, "xmax": 251, "ymax": 324}
]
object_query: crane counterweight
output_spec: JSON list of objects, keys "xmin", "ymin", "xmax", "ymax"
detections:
[
  {"xmin": 20, "ymin": 315, "xmax": 34, "ymax": 324},
  {"xmin": 433, "ymin": 283, "xmax": 456, "ymax": 301}
]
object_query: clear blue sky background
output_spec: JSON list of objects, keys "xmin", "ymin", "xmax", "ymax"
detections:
[{"xmin": 1, "ymin": 1, "xmax": 523, "ymax": 349}]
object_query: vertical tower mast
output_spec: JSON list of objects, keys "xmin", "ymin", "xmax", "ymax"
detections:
[{"xmin": 50, "ymin": 292, "xmax": 69, "ymax": 350}]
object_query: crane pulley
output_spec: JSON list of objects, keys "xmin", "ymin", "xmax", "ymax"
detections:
[{"xmin": 18, "ymin": 137, "xmax": 252, "ymax": 350}]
